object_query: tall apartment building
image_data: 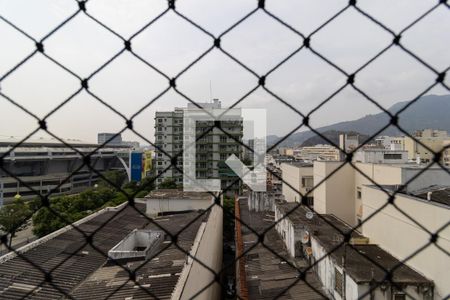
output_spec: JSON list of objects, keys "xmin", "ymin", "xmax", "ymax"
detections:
[{"xmin": 154, "ymin": 99, "xmax": 243, "ymax": 193}]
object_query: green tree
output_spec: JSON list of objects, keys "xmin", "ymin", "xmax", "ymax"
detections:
[
  {"xmin": 222, "ymin": 197, "xmax": 235, "ymax": 242},
  {"xmin": 0, "ymin": 198, "xmax": 32, "ymax": 247},
  {"xmin": 159, "ymin": 178, "xmax": 178, "ymax": 189},
  {"xmin": 99, "ymin": 170, "xmax": 127, "ymax": 188}
]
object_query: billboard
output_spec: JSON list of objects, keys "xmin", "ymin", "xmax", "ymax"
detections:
[{"xmin": 130, "ymin": 152, "xmax": 143, "ymax": 182}]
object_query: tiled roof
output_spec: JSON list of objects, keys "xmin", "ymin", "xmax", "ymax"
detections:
[{"xmin": 238, "ymin": 199, "xmax": 325, "ymax": 299}]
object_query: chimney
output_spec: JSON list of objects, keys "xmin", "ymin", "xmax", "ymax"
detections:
[{"xmin": 427, "ymin": 192, "xmax": 432, "ymax": 201}]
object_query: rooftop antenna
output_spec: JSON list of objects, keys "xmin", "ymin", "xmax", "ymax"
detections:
[{"xmin": 209, "ymin": 80, "xmax": 213, "ymax": 102}]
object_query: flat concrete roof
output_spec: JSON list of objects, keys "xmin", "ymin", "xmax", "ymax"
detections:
[
  {"xmin": 145, "ymin": 189, "xmax": 213, "ymax": 200},
  {"xmin": 281, "ymin": 161, "xmax": 313, "ymax": 168},
  {"xmin": 375, "ymin": 185, "xmax": 450, "ymax": 208}
]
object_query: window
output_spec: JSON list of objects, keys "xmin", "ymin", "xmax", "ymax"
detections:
[
  {"xmin": 301, "ymin": 176, "xmax": 313, "ymax": 188},
  {"xmin": 357, "ymin": 187, "xmax": 362, "ymax": 199},
  {"xmin": 384, "ymin": 153, "xmax": 402, "ymax": 160},
  {"xmin": 334, "ymin": 268, "xmax": 343, "ymax": 296},
  {"xmin": 393, "ymin": 293, "xmax": 406, "ymax": 300}
]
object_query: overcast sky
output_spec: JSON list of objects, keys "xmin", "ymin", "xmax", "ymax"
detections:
[{"xmin": 0, "ymin": 0, "xmax": 449, "ymax": 144}]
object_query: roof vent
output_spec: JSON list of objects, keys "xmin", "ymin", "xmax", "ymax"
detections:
[{"xmin": 108, "ymin": 229, "xmax": 164, "ymax": 262}]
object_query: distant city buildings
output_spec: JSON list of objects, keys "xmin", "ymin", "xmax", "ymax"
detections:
[
  {"xmin": 353, "ymin": 148, "xmax": 408, "ymax": 164},
  {"xmin": 274, "ymin": 128, "xmax": 449, "ymax": 166},
  {"xmin": 375, "ymin": 135, "xmax": 405, "ymax": 150},
  {"xmin": 339, "ymin": 133, "xmax": 360, "ymax": 152},
  {"xmin": 404, "ymin": 129, "xmax": 449, "ymax": 163},
  {"xmin": 297, "ymin": 144, "xmax": 341, "ymax": 161}
]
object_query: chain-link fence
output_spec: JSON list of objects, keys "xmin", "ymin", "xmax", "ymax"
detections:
[{"xmin": 0, "ymin": 0, "xmax": 449, "ymax": 299}]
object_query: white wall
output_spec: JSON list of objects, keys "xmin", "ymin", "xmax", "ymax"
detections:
[
  {"xmin": 362, "ymin": 186, "xmax": 450, "ymax": 299},
  {"xmin": 313, "ymin": 161, "xmax": 355, "ymax": 225},
  {"xmin": 281, "ymin": 163, "xmax": 313, "ymax": 203},
  {"xmin": 177, "ymin": 204, "xmax": 223, "ymax": 300},
  {"xmin": 146, "ymin": 198, "xmax": 213, "ymax": 216}
]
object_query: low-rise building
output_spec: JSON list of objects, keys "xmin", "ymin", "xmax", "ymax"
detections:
[
  {"xmin": 353, "ymin": 149, "xmax": 408, "ymax": 164},
  {"xmin": 375, "ymin": 136, "xmax": 405, "ymax": 150},
  {"xmin": 313, "ymin": 161, "xmax": 450, "ymax": 226},
  {"xmin": 235, "ymin": 197, "xmax": 325, "ymax": 299},
  {"xmin": 339, "ymin": 133, "xmax": 360, "ymax": 153},
  {"xmin": 362, "ymin": 185, "xmax": 450, "ymax": 299},
  {"xmin": 274, "ymin": 202, "xmax": 434, "ymax": 300},
  {"xmin": 442, "ymin": 140, "xmax": 450, "ymax": 166},
  {"xmin": 0, "ymin": 199, "xmax": 223, "ymax": 299},
  {"xmin": 404, "ymin": 129, "xmax": 449, "ymax": 163},
  {"xmin": 281, "ymin": 162, "xmax": 314, "ymax": 205},
  {"xmin": 297, "ymin": 145, "xmax": 340, "ymax": 161}
]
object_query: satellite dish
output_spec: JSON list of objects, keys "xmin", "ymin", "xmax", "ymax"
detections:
[
  {"xmin": 306, "ymin": 211, "xmax": 314, "ymax": 220},
  {"xmin": 305, "ymin": 247, "xmax": 313, "ymax": 256},
  {"xmin": 301, "ymin": 231, "xmax": 310, "ymax": 244}
]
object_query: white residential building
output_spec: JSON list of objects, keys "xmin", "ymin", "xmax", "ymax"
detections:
[
  {"xmin": 313, "ymin": 161, "xmax": 450, "ymax": 226},
  {"xmin": 362, "ymin": 185, "xmax": 450, "ymax": 299},
  {"xmin": 353, "ymin": 149, "xmax": 408, "ymax": 164},
  {"xmin": 281, "ymin": 162, "xmax": 314, "ymax": 205}
]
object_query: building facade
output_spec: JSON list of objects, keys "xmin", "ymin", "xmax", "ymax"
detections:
[
  {"xmin": 0, "ymin": 138, "xmax": 130, "ymax": 205},
  {"xmin": 97, "ymin": 132, "xmax": 123, "ymax": 145},
  {"xmin": 313, "ymin": 161, "xmax": 450, "ymax": 226},
  {"xmin": 297, "ymin": 144, "xmax": 341, "ymax": 161},
  {"xmin": 353, "ymin": 149, "xmax": 408, "ymax": 164},
  {"xmin": 362, "ymin": 186, "xmax": 450, "ymax": 299},
  {"xmin": 154, "ymin": 100, "xmax": 243, "ymax": 193},
  {"xmin": 281, "ymin": 162, "xmax": 313, "ymax": 205},
  {"xmin": 404, "ymin": 129, "xmax": 449, "ymax": 163}
]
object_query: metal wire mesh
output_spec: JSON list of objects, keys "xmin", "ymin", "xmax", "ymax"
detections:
[{"xmin": 0, "ymin": 0, "xmax": 449, "ymax": 299}]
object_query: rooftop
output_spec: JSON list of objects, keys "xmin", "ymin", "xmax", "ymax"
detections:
[
  {"xmin": 0, "ymin": 137, "xmax": 129, "ymax": 149},
  {"xmin": 410, "ymin": 185, "xmax": 450, "ymax": 207},
  {"xmin": 380, "ymin": 185, "xmax": 450, "ymax": 207},
  {"xmin": 281, "ymin": 161, "xmax": 313, "ymax": 168},
  {"xmin": 275, "ymin": 202, "xmax": 433, "ymax": 285},
  {"xmin": 238, "ymin": 199, "xmax": 325, "ymax": 299},
  {"xmin": 145, "ymin": 189, "xmax": 213, "ymax": 201},
  {"xmin": 0, "ymin": 203, "xmax": 208, "ymax": 299}
]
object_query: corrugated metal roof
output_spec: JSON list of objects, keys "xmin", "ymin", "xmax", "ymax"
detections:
[{"xmin": 0, "ymin": 204, "xmax": 208, "ymax": 299}]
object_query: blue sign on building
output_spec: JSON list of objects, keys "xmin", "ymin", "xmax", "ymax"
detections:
[{"xmin": 130, "ymin": 152, "xmax": 143, "ymax": 182}]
